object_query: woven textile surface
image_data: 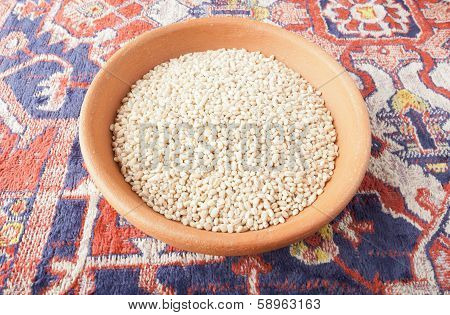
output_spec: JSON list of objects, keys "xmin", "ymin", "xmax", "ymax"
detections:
[{"xmin": 0, "ymin": 0, "xmax": 449, "ymax": 295}]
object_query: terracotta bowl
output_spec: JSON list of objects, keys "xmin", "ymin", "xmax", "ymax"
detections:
[{"xmin": 80, "ymin": 17, "xmax": 370, "ymax": 256}]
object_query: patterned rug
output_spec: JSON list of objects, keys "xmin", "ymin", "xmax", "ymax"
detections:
[{"xmin": 0, "ymin": 0, "xmax": 449, "ymax": 295}]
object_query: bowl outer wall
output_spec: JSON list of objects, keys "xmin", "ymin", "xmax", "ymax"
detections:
[{"xmin": 79, "ymin": 17, "xmax": 371, "ymax": 256}]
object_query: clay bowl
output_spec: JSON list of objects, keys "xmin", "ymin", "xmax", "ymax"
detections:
[{"xmin": 80, "ymin": 17, "xmax": 370, "ymax": 256}]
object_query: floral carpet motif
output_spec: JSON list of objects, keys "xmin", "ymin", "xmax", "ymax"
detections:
[{"xmin": 0, "ymin": 0, "xmax": 448, "ymax": 294}]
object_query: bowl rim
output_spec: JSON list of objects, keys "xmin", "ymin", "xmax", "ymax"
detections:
[{"xmin": 80, "ymin": 16, "xmax": 371, "ymax": 256}]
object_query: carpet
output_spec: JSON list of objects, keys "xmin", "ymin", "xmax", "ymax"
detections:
[{"xmin": 0, "ymin": 0, "xmax": 448, "ymax": 294}]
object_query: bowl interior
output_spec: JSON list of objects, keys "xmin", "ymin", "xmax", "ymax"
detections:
[{"xmin": 80, "ymin": 17, "xmax": 370, "ymax": 256}]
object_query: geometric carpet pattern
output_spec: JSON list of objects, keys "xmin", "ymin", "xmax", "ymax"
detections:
[{"xmin": 0, "ymin": 0, "xmax": 448, "ymax": 294}]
